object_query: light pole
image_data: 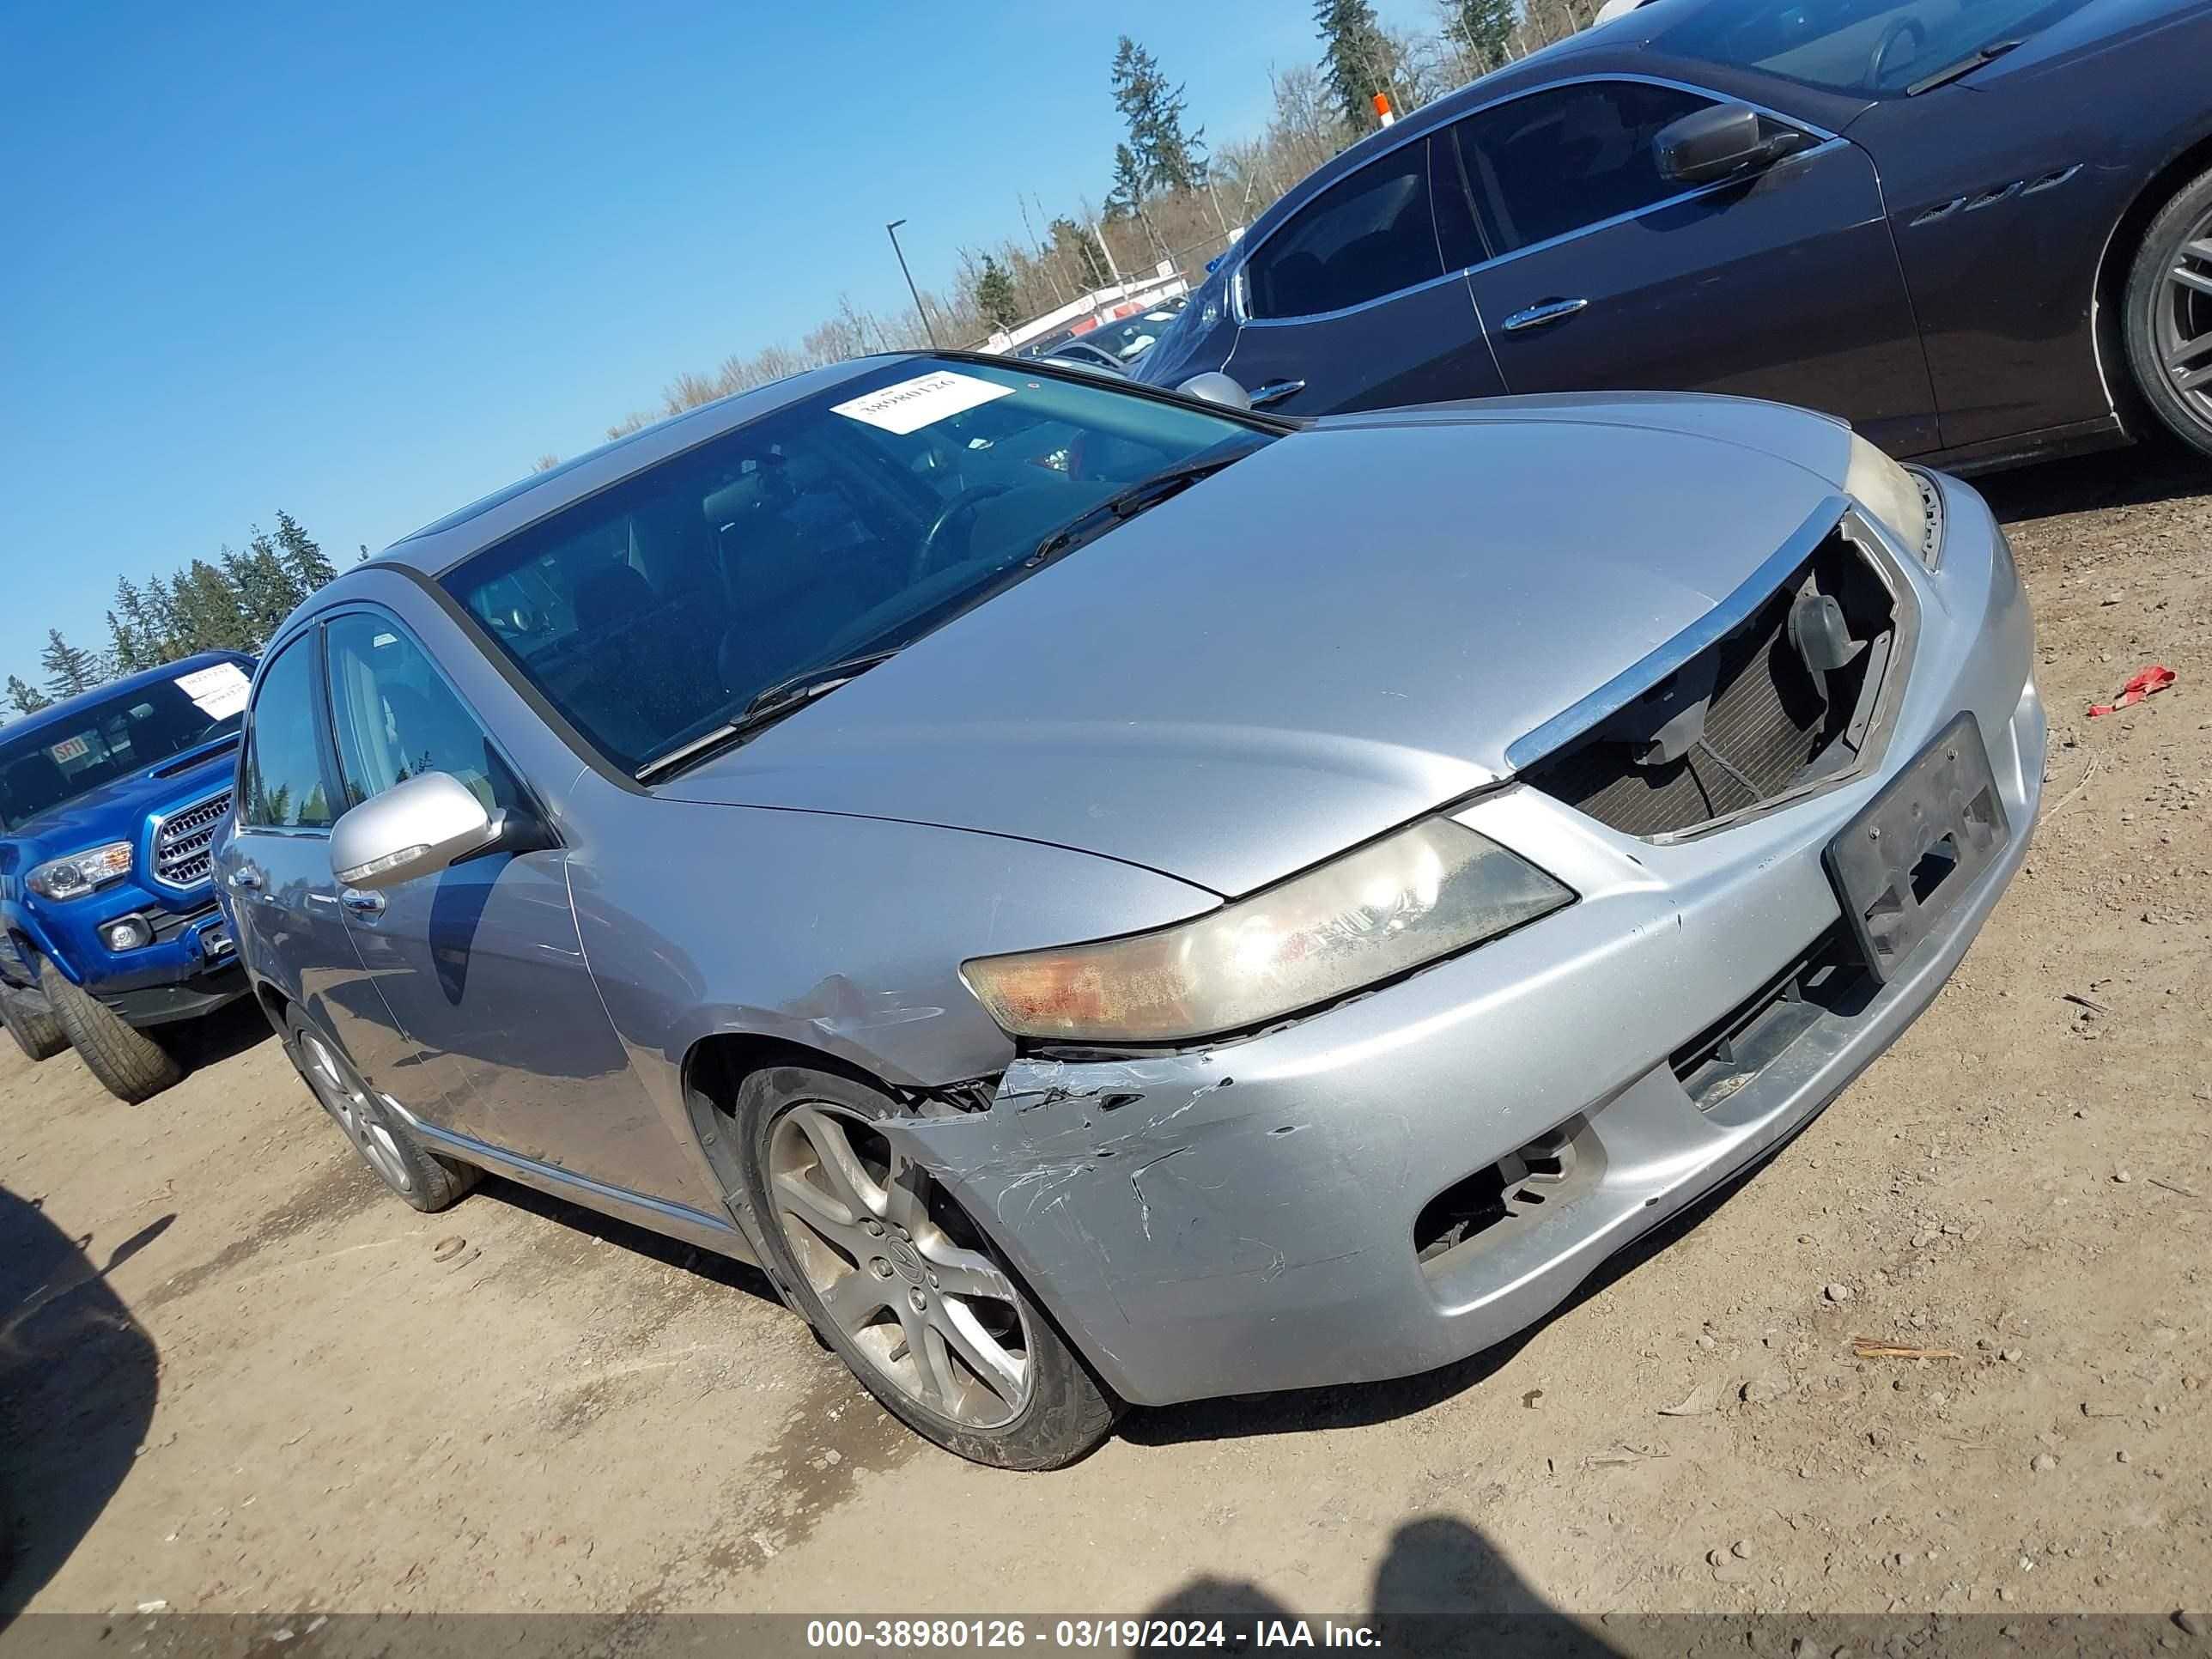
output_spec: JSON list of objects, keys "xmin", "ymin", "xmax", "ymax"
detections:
[{"xmin": 884, "ymin": 219, "xmax": 939, "ymax": 348}]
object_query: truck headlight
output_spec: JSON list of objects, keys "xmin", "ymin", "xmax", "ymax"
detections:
[
  {"xmin": 1844, "ymin": 433, "xmax": 1942, "ymax": 568},
  {"xmin": 962, "ymin": 817, "xmax": 1573, "ymax": 1043},
  {"xmin": 26, "ymin": 841, "xmax": 135, "ymax": 901}
]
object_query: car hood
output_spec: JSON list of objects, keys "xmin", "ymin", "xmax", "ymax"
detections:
[{"xmin": 664, "ymin": 395, "xmax": 1856, "ymax": 897}]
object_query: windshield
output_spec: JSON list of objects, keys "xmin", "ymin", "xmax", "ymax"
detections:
[
  {"xmin": 1651, "ymin": 0, "xmax": 2090, "ymax": 94},
  {"xmin": 441, "ymin": 357, "xmax": 1270, "ymax": 775},
  {"xmin": 0, "ymin": 667, "xmax": 248, "ymax": 832}
]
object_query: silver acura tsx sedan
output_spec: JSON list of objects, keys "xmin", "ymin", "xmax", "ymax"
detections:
[{"xmin": 210, "ymin": 355, "xmax": 2041, "ymax": 1468}]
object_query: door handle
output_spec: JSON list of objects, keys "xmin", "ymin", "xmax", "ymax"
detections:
[
  {"xmin": 1248, "ymin": 379, "xmax": 1307, "ymax": 407},
  {"xmin": 228, "ymin": 866, "xmax": 264, "ymax": 892},
  {"xmin": 1500, "ymin": 297, "xmax": 1590, "ymax": 332},
  {"xmin": 339, "ymin": 889, "xmax": 386, "ymax": 918}
]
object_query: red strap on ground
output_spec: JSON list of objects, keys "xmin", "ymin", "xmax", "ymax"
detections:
[{"xmin": 2087, "ymin": 664, "xmax": 2176, "ymax": 717}]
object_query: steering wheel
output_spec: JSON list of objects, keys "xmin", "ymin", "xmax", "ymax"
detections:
[
  {"xmin": 912, "ymin": 483, "xmax": 1012, "ymax": 582},
  {"xmin": 1867, "ymin": 17, "xmax": 1923, "ymax": 88}
]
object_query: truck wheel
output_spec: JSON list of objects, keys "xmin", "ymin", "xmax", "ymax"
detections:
[
  {"xmin": 283, "ymin": 1008, "xmax": 477, "ymax": 1212},
  {"xmin": 733, "ymin": 1065, "xmax": 1122, "ymax": 1470},
  {"xmin": 37, "ymin": 957, "xmax": 183, "ymax": 1103},
  {"xmin": 1, "ymin": 982, "xmax": 67, "ymax": 1062},
  {"xmin": 2124, "ymin": 162, "xmax": 2212, "ymax": 460}
]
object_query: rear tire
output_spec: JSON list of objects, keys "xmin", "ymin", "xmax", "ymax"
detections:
[
  {"xmin": 37, "ymin": 957, "xmax": 184, "ymax": 1103},
  {"xmin": 733, "ymin": 1065, "xmax": 1121, "ymax": 1470},
  {"xmin": 1, "ymin": 981, "xmax": 67, "ymax": 1062},
  {"xmin": 283, "ymin": 1007, "xmax": 477, "ymax": 1212},
  {"xmin": 2123, "ymin": 163, "xmax": 2212, "ymax": 460}
]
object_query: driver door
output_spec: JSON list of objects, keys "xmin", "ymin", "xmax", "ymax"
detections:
[{"xmin": 1451, "ymin": 80, "xmax": 1941, "ymax": 456}]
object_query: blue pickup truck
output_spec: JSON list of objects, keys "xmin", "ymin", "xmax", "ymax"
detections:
[{"xmin": 0, "ymin": 653, "xmax": 253, "ymax": 1101}]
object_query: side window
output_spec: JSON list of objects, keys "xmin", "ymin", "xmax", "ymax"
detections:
[
  {"xmin": 240, "ymin": 636, "xmax": 337, "ymax": 830},
  {"xmin": 1447, "ymin": 82, "xmax": 1716, "ymax": 255},
  {"xmin": 1246, "ymin": 142, "xmax": 1443, "ymax": 319},
  {"xmin": 323, "ymin": 612, "xmax": 521, "ymax": 816}
]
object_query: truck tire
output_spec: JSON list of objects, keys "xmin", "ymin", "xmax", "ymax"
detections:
[
  {"xmin": 37, "ymin": 956, "xmax": 185, "ymax": 1103},
  {"xmin": 1, "ymin": 982, "xmax": 68, "ymax": 1062}
]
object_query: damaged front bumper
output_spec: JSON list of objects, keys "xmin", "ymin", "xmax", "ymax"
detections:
[{"xmin": 890, "ymin": 476, "xmax": 2044, "ymax": 1407}]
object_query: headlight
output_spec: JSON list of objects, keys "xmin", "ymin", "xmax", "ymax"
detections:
[
  {"xmin": 962, "ymin": 817, "xmax": 1573, "ymax": 1043},
  {"xmin": 1844, "ymin": 433, "xmax": 1941, "ymax": 568},
  {"xmin": 25, "ymin": 842, "xmax": 134, "ymax": 901}
]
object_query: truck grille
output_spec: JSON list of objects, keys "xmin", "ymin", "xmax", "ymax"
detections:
[
  {"xmin": 1525, "ymin": 525, "xmax": 1899, "ymax": 837},
  {"xmin": 151, "ymin": 792, "xmax": 233, "ymax": 890}
]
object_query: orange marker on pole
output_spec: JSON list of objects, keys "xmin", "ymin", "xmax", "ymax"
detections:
[{"xmin": 1372, "ymin": 89, "xmax": 1395, "ymax": 125}]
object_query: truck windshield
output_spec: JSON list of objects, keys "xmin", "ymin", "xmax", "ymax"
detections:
[
  {"xmin": 0, "ymin": 672, "xmax": 246, "ymax": 831},
  {"xmin": 442, "ymin": 357, "xmax": 1271, "ymax": 776},
  {"xmin": 1652, "ymin": 0, "xmax": 2089, "ymax": 96}
]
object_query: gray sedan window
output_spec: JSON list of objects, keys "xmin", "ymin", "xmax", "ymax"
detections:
[
  {"xmin": 1446, "ymin": 82, "xmax": 1713, "ymax": 255},
  {"xmin": 1245, "ymin": 143, "xmax": 1443, "ymax": 319}
]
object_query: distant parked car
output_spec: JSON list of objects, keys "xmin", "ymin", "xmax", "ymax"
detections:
[
  {"xmin": 1138, "ymin": 0, "xmax": 2212, "ymax": 472},
  {"xmin": 1040, "ymin": 337, "xmax": 1130, "ymax": 375},
  {"xmin": 216, "ymin": 353, "xmax": 2036, "ymax": 1468},
  {"xmin": 1, "ymin": 655, "xmax": 252, "ymax": 1099}
]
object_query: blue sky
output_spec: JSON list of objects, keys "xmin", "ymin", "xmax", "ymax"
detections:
[{"xmin": 0, "ymin": 0, "xmax": 1432, "ymax": 695}]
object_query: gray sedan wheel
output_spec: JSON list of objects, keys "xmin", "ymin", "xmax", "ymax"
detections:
[
  {"xmin": 283, "ymin": 1009, "xmax": 476, "ymax": 1213},
  {"xmin": 735, "ymin": 1065, "xmax": 1120, "ymax": 1468},
  {"xmin": 2125, "ymin": 164, "xmax": 2212, "ymax": 459}
]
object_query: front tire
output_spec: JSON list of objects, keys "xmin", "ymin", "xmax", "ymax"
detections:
[
  {"xmin": 1, "ymin": 981, "xmax": 67, "ymax": 1062},
  {"xmin": 733, "ymin": 1065, "xmax": 1121, "ymax": 1469},
  {"xmin": 37, "ymin": 957, "xmax": 183, "ymax": 1103},
  {"xmin": 283, "ymin": 1008, "xmax": 477, "ymax": 1212},
  {"xmin": 2124, "ymin": 163, "xmax": 2212, "ymax": 460}
]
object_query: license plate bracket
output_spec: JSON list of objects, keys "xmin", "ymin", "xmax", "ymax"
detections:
[{"xmin": 1822, "ymin": 712, "xmax": 2008, "ymax": 984}]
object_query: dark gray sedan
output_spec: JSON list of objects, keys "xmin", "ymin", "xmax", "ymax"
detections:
[
  {"xmin": 213, "ymin": 357, "xmax": 2039, "ymax": 1467},
  {"xmin": 1137, "ymin": 0, "xmax": 2212, "ymax": 474}
]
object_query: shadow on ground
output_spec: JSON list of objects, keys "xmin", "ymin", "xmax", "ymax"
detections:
[
  {"xmin": 1148, "ymin": 1513, "xmax": 1621, "ymax": 1656},
  {"xmin": 0, "ymin": 1187, "xmax": 165, "ymax": 1626},
  {"xmin": 1976, "ymin": 441, "xmax": 2208, "ymax": 526},
  {"xmin": 479, "ymin": 1174, "xmax": 784, "ymax": 1306},
  {"xmin": 163, "ymin": 994, "xmax": 282, "ymax": 1074}
]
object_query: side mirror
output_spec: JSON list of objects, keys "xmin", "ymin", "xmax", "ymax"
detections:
[
  {"xmin": 1655, "ymin": 102, "xmax": 1796, "ymax": 186},
  {"xmin": 1176, "ymin": 371, "xmax": 1252, "ymax": 410},
  {"xmin": 331, "ymin": 771, "xmax": 500, "ymax": 891}
]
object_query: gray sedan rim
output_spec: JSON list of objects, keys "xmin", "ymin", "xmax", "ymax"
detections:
[
  {"xmin": 769, "ymin": 1103, "xmax": 1032, "ymax": 1428},
  {"xmin": 2160, "ymin": 221, "xmax": 2212, "ymax": 429},
  {"xmin": 301, "ymin": 1032, "xmax": 414, "ymax": 1194}
]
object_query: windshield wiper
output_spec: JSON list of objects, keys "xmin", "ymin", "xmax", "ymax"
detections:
[
  {"xmin": 1023, "ymin": 449, "xmax": 1252, "ymax": 572},
  {"xmin": 634, "ymin": 648, "xmax": 903, "ymax": 783},
  {"xmin": 1905, "ymin": 37, "xmax": 2022, "ymax": 94}
]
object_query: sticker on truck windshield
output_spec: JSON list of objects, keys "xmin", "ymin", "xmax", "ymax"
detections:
[
  {"xmin": 46, "ymin": 735, "xmax": 90, "ymax": 764},
  {"xmin": 173, "ymin": 661, "xmax": 251, "ymax": 720},
  {"xmin": 831, "ymin": 371, "xmax": 1013, "ymax": 436}
]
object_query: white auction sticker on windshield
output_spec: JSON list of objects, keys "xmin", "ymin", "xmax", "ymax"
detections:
[
  {"xmin": 173, "ymin": 661, "xmax": 251, "ymax": 720},
  {"xmin": 831, "ymin": 370, "xmax": 1012, "ymax": 435}
]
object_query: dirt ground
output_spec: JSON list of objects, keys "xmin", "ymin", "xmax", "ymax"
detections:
[{"xmin": 4, "ymin": 445, "xmax": 2209, "ymax": 1625}]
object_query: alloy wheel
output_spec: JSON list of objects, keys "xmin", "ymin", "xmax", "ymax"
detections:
[
  {"xmin": 2158, "ymin": 222, "xmax": 2212, "ymax": 432},
  {"xmin": 300, "ymin": 1031, "xmax": 415, "ymax": 1195},
  {"xmin": 768, "ymin": 1103, "xmax": 1032, "ymax": 1428}
]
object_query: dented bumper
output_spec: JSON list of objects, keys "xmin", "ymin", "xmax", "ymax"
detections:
[{"xmin": 890, "ymin": 479, "xmax": 2042, "ymax": 1408}]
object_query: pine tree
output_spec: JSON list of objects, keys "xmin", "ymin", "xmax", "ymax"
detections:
[
  {"xmin": 108, "ymin": 577, "xmax": 155, "ymax": 673},
  {"xmin": 171, "ymin": 559, "xmax": 254, "ymax": 653},
  {"xmin": 224, "ymin": 530, "xmax": 306, "ymax": 647},
  {"xmin": 142, "ymin": 574, "xmax": 183, "ymax": 663},
  {"xmin": 1109, "ymin": 37, "xmax": 1206, "ymax": 198},
  {"xmin": 6, "ymin": 675, "xmax": 52, "ymax": 716},
  {"xmin": 1049, "ymin": 217, "xmax": 1112, "ymax": 291},
  {"xmin": 40, "ymin": 629, "xmax": 102, "ymax": 700},
  {"xmin": 1315, "ymin": 0, "xmax": 1401, "ymax": 131},
  {"xmin": 975, "ymin": 256, "xmax": 1020, "ymax": 331},
  {"xmin": 272, "ymin": 509, "xmax": 336, "ymax": 593},
  {"xmin": 1443, "ymin": 0, "xmax": 1516, "ymax": 75}
]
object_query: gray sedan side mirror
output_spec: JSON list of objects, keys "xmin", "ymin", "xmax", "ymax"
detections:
[
  {"xmin": 1176, "ymin": 372, "xmax": 1253, "ymax": 410},
  {"xmin": 1656, "ymin": 102, "xmax": 1798, "ymax": 186},
  {"xmin": 331, "ymin": 771, "xmax": 501, "ymax": 890}
]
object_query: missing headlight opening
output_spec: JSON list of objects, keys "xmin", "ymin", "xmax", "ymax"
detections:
[{"xmin": 1528, "ymin": 520, "xmax": 1901, "ymax": 836}]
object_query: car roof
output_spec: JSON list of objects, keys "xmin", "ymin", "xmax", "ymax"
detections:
[{"xmin": 1, "ymin": 651, "xmax": 248, "ymax": 742}]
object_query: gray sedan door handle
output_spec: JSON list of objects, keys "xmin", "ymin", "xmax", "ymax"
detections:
[
  {"xmin": 1248, "ymin": 379, "xmax": 1307, "ymax": 407},
  {"xmin": 339, "ymin": 889, "xmax": 386, "ymax": 919},
  {"xmin": 1500, "ymin": 297, "xmax": 1590, "ymax": 332},
  {"xmin": 228, "ymin": 866, "xmax": 264, "ymax": 891}
]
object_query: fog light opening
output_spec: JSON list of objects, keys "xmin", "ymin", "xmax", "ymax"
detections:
[{"xmin": 104, "ymin": 916, "xmax": 154, "ymax": 952}]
